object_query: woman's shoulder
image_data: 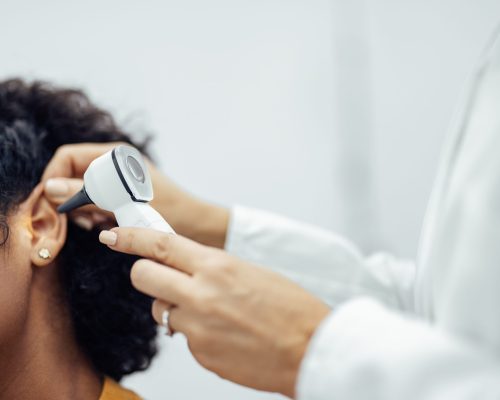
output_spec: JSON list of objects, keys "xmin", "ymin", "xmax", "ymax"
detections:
[{"xmin": 99, "ymin": 377, "xmax": 143, "ymax": 400}]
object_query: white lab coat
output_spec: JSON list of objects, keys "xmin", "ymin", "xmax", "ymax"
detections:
[{"xmin": 225, "ymin": 28, "xmax": 500, "ymax": 399}]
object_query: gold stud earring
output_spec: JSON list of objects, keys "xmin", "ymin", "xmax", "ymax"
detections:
[{"xmin": 38, "ymin": 248, "xmax": 52, "ymax": 260}]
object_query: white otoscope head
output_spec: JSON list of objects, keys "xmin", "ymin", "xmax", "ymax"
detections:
[{"xmin": 58, "ymin": 145, "xmax": 175, "ymax": 234}]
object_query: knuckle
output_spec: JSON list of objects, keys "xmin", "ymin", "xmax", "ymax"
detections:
[
  {"xmin": 130, "ymin": 259, "xmax": 150, "ymax": 287},
  {"xmin": 202, "ymin": 250, "xmax": 225, "ymax": 271},
  {"xmin": 205, "ymin": 252, "xmax": 234, "ymax": 275},
  {"xmin": 54, "ymin": 145, "xmax": 65, "ymax": 154},
  {"xmin": 152, "ymin": 234, "xmax": 171, "ymax": 262},
  {"xmin": 56, "ymin": 144, "xmax": 71, "ymax": 156},
  {"xmin": 52, "ymin": 148, "xmax": 65, "ymax": 162},
  {"xmin": 218, "ymin": 258, "xmax": 233, "ymax": 273},
  {"xmin": 121, "ymin": 230, "xmax": 136, "ymax": 252}
]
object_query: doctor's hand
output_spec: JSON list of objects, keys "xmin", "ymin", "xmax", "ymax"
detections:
[
  {"xmin": 99, "ymin": 227, "xmax": 331, "ymax": 398},
  {"xmin": 42, "ymin": 142, "xmax": 229, "ymax": 247}
]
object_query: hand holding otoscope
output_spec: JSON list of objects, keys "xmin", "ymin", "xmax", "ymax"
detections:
[
  {"xmin": 56, "ymin": 145, "xmax": 175, "ymax": 233},
  {"xmin": 42, "ymin": 142, "xmax": 229, "ymax": 248}
]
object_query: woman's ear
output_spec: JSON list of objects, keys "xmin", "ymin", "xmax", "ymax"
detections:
[{"xmin": 24, "ymin": 184, "xmax": 67, "ymax": 267}]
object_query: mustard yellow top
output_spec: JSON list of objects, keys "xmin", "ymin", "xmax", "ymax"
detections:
[{"xmin": 99, "ymin": 377, "xmax": 142, "ymax": 400}]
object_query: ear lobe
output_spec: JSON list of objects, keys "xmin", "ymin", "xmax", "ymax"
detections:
[{"xmin": 26, "ymin": 184, "xmax": 67, "ymax": 268}]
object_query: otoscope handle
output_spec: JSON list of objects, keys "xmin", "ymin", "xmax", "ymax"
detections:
[{"xmin": 114, "ymin": 202, "xmax": 176, "ymax": 234}]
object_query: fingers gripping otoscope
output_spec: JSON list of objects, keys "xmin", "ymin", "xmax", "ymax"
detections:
[{"xmin": 57, "ymin": 145, "xmax": 175, "ymax": 234}]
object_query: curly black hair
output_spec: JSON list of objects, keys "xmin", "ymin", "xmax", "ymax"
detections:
[{"xmin": 0, "ymin": 78, "xmax": 158, "ymax": 381}]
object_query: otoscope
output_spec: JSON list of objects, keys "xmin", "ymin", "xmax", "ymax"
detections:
[{"xmin": 57, "ymin": 145, "xmax": 175, "ymax": 234}]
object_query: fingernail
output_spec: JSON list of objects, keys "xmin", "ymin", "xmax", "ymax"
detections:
[
  {"xmin": 73, "ymin": 216, "xmax": 94, "ymax": 231},
  {"xmin": 99, "ymin": 230, "xmax": 117, "ymax": 246},
  {"xmin": 45, "ymin": 179, "xmax": 68, "ymax": 197}
]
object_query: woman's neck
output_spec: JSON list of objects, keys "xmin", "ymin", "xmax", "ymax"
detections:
[{"xmin": 0, "ymin": 271, "xmax": 103, "ymax": 400}]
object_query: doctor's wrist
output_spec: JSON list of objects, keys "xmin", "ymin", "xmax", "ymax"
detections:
[
  {"xmin": 185, "ymin": 200, "xmax": 229, "ymax": 248},
  {"xmin": 159, "ymin": 194, "xmax": 229, "ymax": 248}
]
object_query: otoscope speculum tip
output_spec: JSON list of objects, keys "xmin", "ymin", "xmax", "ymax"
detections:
[{"xmin": 57, "ymin": 187, "xmax": 93, "ymax": 214}]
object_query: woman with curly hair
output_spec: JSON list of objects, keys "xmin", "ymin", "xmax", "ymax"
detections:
[{"xmin": 0, "ymin": 79, "xmax": 158, "ymax": 399}]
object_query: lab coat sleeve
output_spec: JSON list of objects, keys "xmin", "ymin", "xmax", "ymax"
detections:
[
  {"xmin": 297, "ymin": 297, "xmax": 500, "ymax": 400},
  {"xmin": 225, "ymin": 206, "xmax": 416, "ymax": 310}
]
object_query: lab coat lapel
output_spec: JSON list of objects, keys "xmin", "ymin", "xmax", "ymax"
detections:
[{"xmin": 415, "ymin": 28, "xmax": 500, "ymax": 351}]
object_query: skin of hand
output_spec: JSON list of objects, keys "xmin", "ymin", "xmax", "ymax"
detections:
[
  {"xmin": 98, "ymin": 227, "xmax": 331, "ymax": 398},
  {"xmin": 41, "ymin": 142, "xmax": 229, "ymax": 248}
]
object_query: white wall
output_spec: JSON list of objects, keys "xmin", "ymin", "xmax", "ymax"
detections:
[
  {"xmin": 366, "ymin": 0, "xmax": 500, "ymax": 256},
  {"xmin": 2, "ymin": 1, "xmax": 500, "ymax": 399}
]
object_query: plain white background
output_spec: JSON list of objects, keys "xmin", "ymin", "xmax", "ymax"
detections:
[{"xmin": 2, "ymin": 1, "xmax": 500, "ymax": 399}]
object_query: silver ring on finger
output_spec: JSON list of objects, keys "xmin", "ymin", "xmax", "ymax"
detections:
[{"xmin": 162, "ymin": 308, "xmax": 174, "ymax": 337}]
